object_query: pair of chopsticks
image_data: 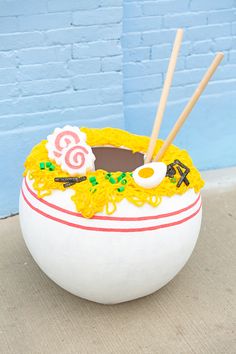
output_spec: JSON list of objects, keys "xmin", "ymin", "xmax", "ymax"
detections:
[{"xmin": 145, "ymin": 29, "xmax": 224, "ymax": 163}]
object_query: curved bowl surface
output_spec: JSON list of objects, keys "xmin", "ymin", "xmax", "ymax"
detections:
[{"xmin": 19, "ymin": 177, "xmax": 202, "ymax": 304}]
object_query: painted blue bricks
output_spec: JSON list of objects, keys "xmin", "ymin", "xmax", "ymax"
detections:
[{"xmin": 0, "ymin": 0, "xmax": 236, "ymax": 217}]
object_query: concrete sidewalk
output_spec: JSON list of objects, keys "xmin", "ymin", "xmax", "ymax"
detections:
[{"xmin": 0, "ymin": 187, "xmax": 236, "ymax": 354}]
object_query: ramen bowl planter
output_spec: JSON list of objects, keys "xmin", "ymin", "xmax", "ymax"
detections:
[{"xmin": 19, "ymin": 147, "xmax": 202, "ymax": 305}]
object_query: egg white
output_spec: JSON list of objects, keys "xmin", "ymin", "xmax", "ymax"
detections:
[{"xmin": 133, "ymin": 162, "xmax": 167, "ymax": 189}]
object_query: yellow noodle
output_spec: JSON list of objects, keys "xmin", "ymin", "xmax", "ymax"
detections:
[{"xmin": 23, "ymin": 127, "xmax": 204, "ymax": 218}]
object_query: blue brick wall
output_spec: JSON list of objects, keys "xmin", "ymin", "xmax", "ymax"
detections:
[
  {"xmin": 123, "ymin": 0, "xmax": 236, "ymax": 175},
  {"xmin": 0, "ymin": 0, "xmax": 124, "ymax": 217},
  {"xmin": 0, "ymin": 0, "xmax": 236, "ymax": 217}
]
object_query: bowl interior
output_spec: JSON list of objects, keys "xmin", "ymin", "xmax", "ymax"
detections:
[{"xmin": 92, "ymin": 146, "xmax": 144, "ymax": 172}]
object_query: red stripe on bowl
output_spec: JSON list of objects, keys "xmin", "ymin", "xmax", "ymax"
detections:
[
  {"xmin": 21, "ymin": 188, "xmax": 202, "ymax": 233},
  {"xmin": 24, "ymin": 177, "xmax": 201, "ymax": 222}
]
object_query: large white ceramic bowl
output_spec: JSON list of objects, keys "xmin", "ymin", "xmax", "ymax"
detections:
[{"xmin": 19, "ymin": 176, "xmax": 202, "ymax": 304}]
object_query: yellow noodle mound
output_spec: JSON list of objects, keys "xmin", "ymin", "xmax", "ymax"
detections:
[{"xmin": 23, "ymin": 127, "xmax": 204, "ymax": 218}]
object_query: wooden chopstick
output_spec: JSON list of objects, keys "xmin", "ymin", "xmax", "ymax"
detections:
[
  {"xmin": 145, "ymin": 28, "xmax": 184, "ymax": 163},
  {"xmin": 154, "ymin": 52, "xmax": 224, "ymax": 162}
]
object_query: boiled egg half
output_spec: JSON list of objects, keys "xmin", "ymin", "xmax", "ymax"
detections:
[{"xmin": 133, "ymin": 162, "xmax": 167, "ymax": 189}]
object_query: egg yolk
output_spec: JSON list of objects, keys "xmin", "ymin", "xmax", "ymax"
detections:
[{"xmin": 138, "ymin": 167, "xmax": 154, "ymax": 178}]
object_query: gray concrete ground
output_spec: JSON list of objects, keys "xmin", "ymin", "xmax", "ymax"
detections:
[{"xmin": 0, "ymin": 184, "xmax": 236, "ymax": 353}]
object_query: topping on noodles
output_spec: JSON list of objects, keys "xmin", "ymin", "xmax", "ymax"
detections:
[{"xmin": 23, "ymin": 127, "xmax": 204, "ymax": 218}]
